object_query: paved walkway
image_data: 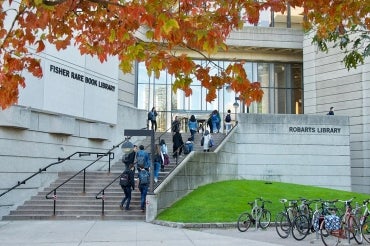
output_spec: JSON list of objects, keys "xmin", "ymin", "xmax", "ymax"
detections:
[
  {"xmin": 0, "ymin": 220, "xmax": 367, "ymax": 246},
  {"xmin": 0, "ymin": 220, "xmax": 275, "ymax": 246}
]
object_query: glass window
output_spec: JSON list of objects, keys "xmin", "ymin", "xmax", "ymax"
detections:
[
  {"xmin": 275, "ymin": 88, "xmax": 287, "ymax": 114},
  {"xmin": 190, "ymin": 85, "xmax": 201, "ymax": 110},
  {"xmin": 154, "ymin": 84, "xmax": 167, "ymax": 111},
  {"xmin": 137, "ymin": 83, "xmax": 150, "ymax": 110},
  {"xmin": 136, "ymin": 60, "xmax": 303, "ymax": 129},
  {"xmin": 274, "ymin": 64, "xmax": 287, "ymax": 88}
]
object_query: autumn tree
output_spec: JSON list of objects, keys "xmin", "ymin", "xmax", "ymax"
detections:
[{"xmin": 0, "ymin": 0, "xmax": 369, "ymax": 109}]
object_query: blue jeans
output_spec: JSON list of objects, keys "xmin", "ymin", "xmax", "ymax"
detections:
[
  {"xmin": 190, "ymin": 129, "xmax": 196, "ymax": 141},
  {"xmin": 212, "ymin": 122, "xmax": 218, "ymax": 133},
  {"xmin": 154, "ymin": 161, "xmax": 160, "ymax": 180},
  {"xmin": 120, "ymin": 185, "xmax": 132, "ymax": 209},
  {"xmin": 139, "ymin": 184, "xmax": 148, "ymax": 210}
]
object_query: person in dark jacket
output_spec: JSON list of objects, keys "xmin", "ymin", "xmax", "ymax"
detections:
[
  {"xmin": 149, "ymin": 107, "xmax": 158, "ymax": 131},
  {"xmin": 172, "ymin": 130, "xmax": 184, "ymax": 158},
  {"xmin": 207, "ymin": 114, "xmax": 213, "ymax": 133},
  {"xmin": 119, "ymin": 163, "xmax": 135, "ymax": 211},
  {"xmin": 327, "ymin": 107, "xmax": 334, "ymax": 115}
]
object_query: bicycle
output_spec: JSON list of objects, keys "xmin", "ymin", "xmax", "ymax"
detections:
[
  {"xmin": 359, "ymin": 198, "xmax": 370, "ymax": 243},
  {"xmin": 237, "ymin": 197, "xmax": 272, "ymax": 232},
  {"xmin": 320, "ymin": 197, "xmax": 362, "ymax": 246},
  {"xmin": 275, "ymin": 198, "xmax": 309, "ymax": 241}
]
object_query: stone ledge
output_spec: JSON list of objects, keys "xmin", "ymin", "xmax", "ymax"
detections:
[{"xmin": 152, "ymin": 220, "xmax": 236, "ymax": 229}]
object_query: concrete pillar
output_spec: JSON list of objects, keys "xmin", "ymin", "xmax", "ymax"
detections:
[{"xmin": 146, "ymin": 194, "xmax": 158, "ymax": 222}]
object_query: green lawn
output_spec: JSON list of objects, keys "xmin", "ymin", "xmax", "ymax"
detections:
[{"xmin": 156, "ymin": 180, "xmax": 370, "ymax": 223}]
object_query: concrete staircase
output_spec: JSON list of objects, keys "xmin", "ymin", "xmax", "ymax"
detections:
[{"xmin": 2, "ymin": 131, "xmax": 226, "ymax": 220}]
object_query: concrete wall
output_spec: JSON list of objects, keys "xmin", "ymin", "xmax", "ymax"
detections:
[
  {"xmin": 147, "ymin": 114, "xmax": 351, "ymax": 221},
  {"xmin": 303, "ymin": 34, "xmax": 370, "ymax": 193},
  {"xmin": 0, "ymin": 70, "xmax": 145, "ymax": 218},
  {"xmin": 236, "ymin": 114, "xmax": 351, "ymax": 190}
]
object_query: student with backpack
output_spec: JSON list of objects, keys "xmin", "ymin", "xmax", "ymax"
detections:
[
  {"xmin": 225, "ymin": 109, "xmax": 232, "ymax": 135},
  {"xmin": 119, "ymin": 163, "xmax": 135, "ymax": 211},
  {"xmin": 160, "ymin": 139, "xmax": 169, "ymax": 171},
  {"xmin": 137, "ymin": 165, "xmax": 150, "ymax": 212},
  {"xmin": 184, "ymin": 138, "xmax": 193, "ymax": 154},
  {"xmin": 136, "ymin": 145, "xmax": 151, "ymax": 171},
  {"xmin": 122, "ymin": 145, "xmax": 137, "ymax": 171}
]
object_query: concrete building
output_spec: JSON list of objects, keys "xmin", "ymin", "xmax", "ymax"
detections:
[{"xmin": 0, "ymin": 4, "xmax": 369, "ymax": 218}]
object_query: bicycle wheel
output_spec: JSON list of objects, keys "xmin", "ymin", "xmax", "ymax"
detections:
[
  {"xmin": 362, "ymin": 217, "xmax": 370, "ymax": 243},
  {"xmin": 347, "ymin": 216, "xmax": 362, "ymax": 244},
  {"xmin": 292, "ymin": 214, "xmax": 310, "ymax": 241},
  {"xmin": 320, "ymin": 220, "xmax": 340, "ymax": 246},
  {"xmin": 259, "ymin": 209, "xmax": 271, "ymax": 229},
  {"xmin": 275, "ymin": 212, "xmax": 290, "ymax": 238},
  {"xmin": 237, "ymin": 212, "xmax": 252, "ymax": 232}
]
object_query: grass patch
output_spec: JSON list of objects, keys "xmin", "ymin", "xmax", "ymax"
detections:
[{"xmin": 156, "ymin": 180, "xmax": 370, "ymax": 223}]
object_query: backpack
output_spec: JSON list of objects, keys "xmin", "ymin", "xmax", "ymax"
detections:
[
  {"xmin": 148, "ymin": 111, "xmax": 154, "ymax": 120},
  {"xmin": 225, "ymin": 114, "xmax": 231, "ymax": 123},
  {"xmin": 139, "ymin": 170, "xmax": 149, "ymax": 185},
  {"xmin": 136, "ymin": 151, "xmax": 146, "ymax": 167},
  {"xmin": 119, "ymin": 171, "xmax": 129, "ymax": 186},
  {"xmin": 184, "ymin": 143, "xmax": 190, "ymax": 154},
  {"xmin": 122, "ymin": 154, "xmax": 130, "ymax": 164}
]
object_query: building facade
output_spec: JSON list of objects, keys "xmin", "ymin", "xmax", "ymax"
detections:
[{"xmin": 0, "ymin": 3, "xmax": 369, "ymax": 218}]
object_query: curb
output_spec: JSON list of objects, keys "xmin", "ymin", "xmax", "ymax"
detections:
[{"xmin": 152, "ymin": 220, "xmax": 237, "ymax": 229}]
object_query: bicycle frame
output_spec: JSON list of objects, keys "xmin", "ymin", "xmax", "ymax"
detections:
[{"xmin": 360, "ymin": 199, "xmax": 370, "ymax": 243}]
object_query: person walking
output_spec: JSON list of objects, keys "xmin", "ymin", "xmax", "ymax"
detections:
[
  {"xmin": 202, "ymin": 130, "xmax": 212, "ymax": 152},
  {"xmin": 172, "ymin": 130, "xmax": 184, "ymax": 158},
  {"xmin": 224, "ymin": 109, "xmax": 232, "ymax": 134},
  {"xmin": 184, "ymin": 137, "xmax": 193, "ymax": 154},
  {"xmin": 122, "ymin": 145, "xmax": 137, "ymax": 171},
  {"xmin": 207, "ymin": 114, "xmax": 213, "ymax": 133},
  {"xmin": 136, "ymin": 145, "xmax": 151, "ymax": 171},
  {"xmin": 159, "ymin": 139, "xmax": 169, "ymax": 171},
  {"xmin": 188, "ymin": 115, "xmax": 197, "ymax": 141},
  {"xmin": 148, "ymin": 107, "xmax": 158, "ymax": 131},
  {"xmin": 211, "ymin": 110, "xmax": 220, "ymax": 133},
  {"xmin": 327, "ymin": 107, "xmax": 334, "ymax": 115},
  {"xmin": 119, "ymin": 163, "xmax": 135, "ymax": 211},
  {"xmin": 137, "ymin": 165, "xmax": 150, "ymax": 212},
  {"xmin": 153, "ymin": 144, "xmax": 163, "ymax": 183},
  {"xmin": 171, "ymin": 115, "xmax": 180, "ymax": 134}
]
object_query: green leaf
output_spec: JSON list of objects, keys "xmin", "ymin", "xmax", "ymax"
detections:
[
  {"xmin": 162, "ymin": 19, "xmax": 179, "ymax": 35},
  {"xmin": 109, "ymin": 29, "xmax": 116, "ymax": 43},
  {"xmin": 146, "ymin": 30, "xmax": 154, "ymax": 40}
]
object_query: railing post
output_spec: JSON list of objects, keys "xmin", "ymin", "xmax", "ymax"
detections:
[
  {"xmin": 101, "ymin": 190, "xmax": 105, "ymax": 215},
  {"xmin": 83, "ymin": 169, "xmax": 86, "ymax": 193},
  {"xmin": 53, "ymin": 190, "xmax": 57, "ymax": 216}
]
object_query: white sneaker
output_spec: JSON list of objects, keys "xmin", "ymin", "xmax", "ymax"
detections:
[{"xmin": 154, "ymin": 178, "xmax": 158, "ymax": 183}]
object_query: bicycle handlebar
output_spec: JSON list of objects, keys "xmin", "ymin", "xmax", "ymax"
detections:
[{"xmin": 338, "ymin": 197, "xmax": 356, "ymax": 205}]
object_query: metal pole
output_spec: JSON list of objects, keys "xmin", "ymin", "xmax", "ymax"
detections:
[{"xmin": 150, "ymin": 129, "xmax": 155, "ymax": 193}]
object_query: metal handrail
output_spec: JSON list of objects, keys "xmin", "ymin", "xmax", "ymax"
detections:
[
  {"xmin": 45, "ymin": 139, "xmax": 127, "ymax": 216},
  {"xmin": 95, "ymin": 173, "xmax": 121, "ymax": 215},
  {"xmin": 0, "ymin": 151, "xmax": 111, "ymax": 199}
]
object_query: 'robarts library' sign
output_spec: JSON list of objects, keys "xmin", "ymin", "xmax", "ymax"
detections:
[{"xmin": 289, "ymin": 126, "xmax": 341, "ymax": 134}]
